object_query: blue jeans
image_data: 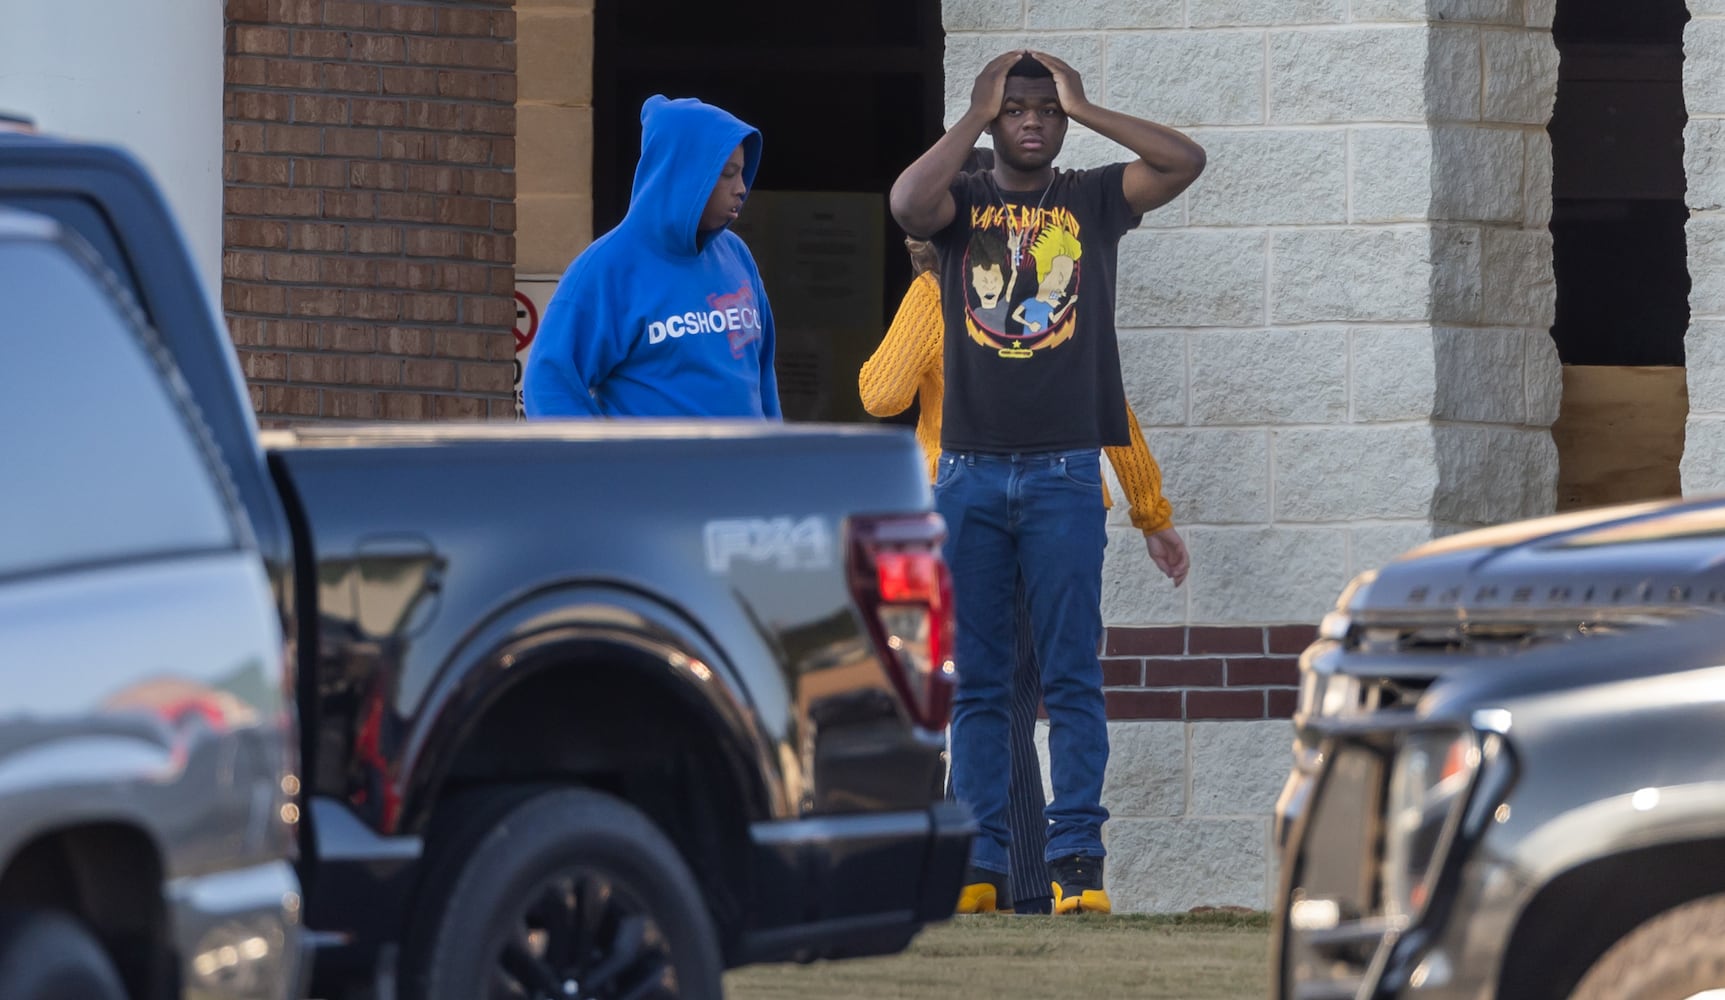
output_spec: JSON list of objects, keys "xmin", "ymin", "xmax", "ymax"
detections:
[
  {"xmin": 936, "ymin": 449, "xmax": 1110, "ymax": 873},
  {"xmin": 944, "ymin": 576, "xmax": 1052, "ymax": 906}
]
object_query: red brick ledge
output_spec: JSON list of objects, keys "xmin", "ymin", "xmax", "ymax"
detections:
[{"xmin": 1100, "ymin": 625, "xmax": 1314, "ymax": 721}]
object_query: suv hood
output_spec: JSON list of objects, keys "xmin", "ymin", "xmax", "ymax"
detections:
[{"xmin": 1350, "ymin": 496, "xmax": 1725, "ymax": 620}]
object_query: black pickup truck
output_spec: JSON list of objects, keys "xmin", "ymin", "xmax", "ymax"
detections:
[
  {"xmin": 1274, "ymin": 497, "xmax": 1725, "ymax": 1000},
  {"xmin": 0, "ymin": 130, "xmax": 970, "ymax": 1000}
]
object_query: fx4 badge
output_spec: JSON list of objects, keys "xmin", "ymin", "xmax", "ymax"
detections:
[{"xmin": 704, "ymin": 517, "xmax": 834, "ymax": 574}]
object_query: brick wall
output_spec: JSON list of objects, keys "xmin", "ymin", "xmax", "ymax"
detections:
[
  {"xmin": 1100, "ymin": 625, "xmax": 1311, "ymax": 721},
  {"xmin": 223, "ymin": 0, "xmax": 518, "ymax": 424}
]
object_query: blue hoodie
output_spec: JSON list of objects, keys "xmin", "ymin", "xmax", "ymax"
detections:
[{"xmin": 524, "ymin": 96, "xmax": 780, "ymax": 419}]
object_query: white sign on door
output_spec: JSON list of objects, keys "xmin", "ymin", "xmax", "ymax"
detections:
[{"xmin": 512, "ymin": 278, "xmax": 558, "ymax": 418}]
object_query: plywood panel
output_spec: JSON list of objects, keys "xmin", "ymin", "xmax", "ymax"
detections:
[{"xmin": 1552, "ymin": 365, "xmax": 1687, "ymax": 511}]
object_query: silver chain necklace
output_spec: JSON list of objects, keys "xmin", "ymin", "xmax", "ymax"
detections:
[{"xmin": 990, "ymin": 172, "xmax": 1055, "ymax": 272}]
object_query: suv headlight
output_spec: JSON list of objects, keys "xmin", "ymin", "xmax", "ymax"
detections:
[
  {"xmin": 1298, "ymin": 669, "xmax": 1360, "ymax": 719},
  {"xmin": 1383, "ymin": 729, "xmax": 1479, "ymax": 919}
]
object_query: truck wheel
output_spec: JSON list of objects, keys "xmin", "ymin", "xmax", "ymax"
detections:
[
  {"xmin": 0, "ymin": 909, "xmax": 127, "ymax": 1000},
  {"xmin": 1571, "ymin": 893, "xmax": 1725, "ymax": 1000},
  {"xmin": 404, "ymin": 787, "xmax": 722, "ymax": 1000}
]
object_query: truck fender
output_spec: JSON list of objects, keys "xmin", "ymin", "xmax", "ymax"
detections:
[{"xmin": 395, "ymin": 584, "xmax": 782, "ymax": 833}]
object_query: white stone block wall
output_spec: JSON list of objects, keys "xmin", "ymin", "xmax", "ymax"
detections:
[
  {"xmin": 1685, "ymin": 5, "xmax": 1725, "ymax": 491},
  {"xmin": 1432, "ymin": 14, "xmax": 1561, "ymax": 523},
  {"xmin": 1035, "ymin": 720, "xmax": 1292, "ymax": 911},
  {"xmin": 941, "ymin": 2, "xmax": 1560, "ymax": 630}
]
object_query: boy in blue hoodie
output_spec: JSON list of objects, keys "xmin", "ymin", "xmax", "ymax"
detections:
[{"xmin": 524, "ymin": 96, "xmax": 781, "ymax": 418}]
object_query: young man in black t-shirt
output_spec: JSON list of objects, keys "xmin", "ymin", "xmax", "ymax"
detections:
[{"xmin": 890, "ymin": 50, "xmax": 1203, "ymax": 914}]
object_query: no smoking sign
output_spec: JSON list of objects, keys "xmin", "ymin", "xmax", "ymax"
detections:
[
  {"xmin": 512, "ymin": 280, "xmax": 556, "ymax": 417},
  {"xmin": 513, "ymin": 290, "xmax": 537, "ymax": 353}
]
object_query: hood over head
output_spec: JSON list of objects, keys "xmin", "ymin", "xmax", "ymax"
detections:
[{"xmin": 626, "ymin": 94, "xmax": 762, "ymax": 255}]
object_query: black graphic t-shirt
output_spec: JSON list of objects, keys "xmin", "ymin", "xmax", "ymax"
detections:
[{"xmin": 932, "ymin": 162, "xmax": 1142, "ymax": 453}]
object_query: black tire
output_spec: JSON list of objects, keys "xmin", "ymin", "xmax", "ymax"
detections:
[
  {"xmin": 403, "ymin": 786, "xmax": 722, "ymax": 1000},
  {"xmin": 1571, "ymin": 893, "xmax": 1725, "ymax": 1000},
  {"xmin": 0, "ymin": 909, "xmax": 127, "ymax": 1000}
]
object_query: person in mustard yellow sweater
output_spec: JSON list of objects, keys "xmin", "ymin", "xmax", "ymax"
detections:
[{"xmin": 860, "ymin": 232, "xmax": 1188, "ymax": 915}]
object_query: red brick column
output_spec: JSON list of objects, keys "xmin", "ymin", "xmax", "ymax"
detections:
[
  {"xmin": 1100, "ymin": 625, "xmax": 1314, "ymax": 721},
  {"xmin": 222, "ymin": 0, "xmax": 517, "ymax": 424}
]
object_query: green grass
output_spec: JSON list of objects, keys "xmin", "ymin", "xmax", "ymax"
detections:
[{"xmin": 725, "ymin": 913, "xmax": 1271, "ymax": 999}]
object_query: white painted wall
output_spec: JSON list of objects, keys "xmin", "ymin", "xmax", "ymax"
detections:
[{"xmin": 0, "ymin": 0, "xmax": 224, "ymax": 299}]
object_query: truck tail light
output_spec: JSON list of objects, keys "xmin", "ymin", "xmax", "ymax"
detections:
[{"xmin": 848, "ymin": 513, "xmax": 956, "ymax": 731}]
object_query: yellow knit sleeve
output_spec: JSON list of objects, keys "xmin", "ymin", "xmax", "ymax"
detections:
[
  {"xmin": 1105, "ymin": 403, "xmax": 1174, "ymax": 534},
  {"xmin": 860, "ymin": 272, "xmax": 942, "ymax": 418}
]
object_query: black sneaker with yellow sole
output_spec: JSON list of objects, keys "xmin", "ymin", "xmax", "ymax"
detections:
[
  {"xmin": 956, "ymin": 864, "xmax": 1009, "ymax": 914},
  {"xmin": 1050, "ymin": 854, "xmax": 1112, "ymax": 915}
]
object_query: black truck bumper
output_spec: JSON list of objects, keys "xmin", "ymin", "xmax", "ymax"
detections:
[
  {"xmin": 299, "ymin": 797, "xmax": 422, "ymax": 999},
  {"xmin": 738, "ymin": 801, "xmax": 975, "ymax": 965}
]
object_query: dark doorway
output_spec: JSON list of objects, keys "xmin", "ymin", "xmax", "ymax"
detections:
[
  {"xmin": 1547, "ymin": 0, "xmax": 1692, "ymax": 511},
  {"xmin": 592, "ymin": 0, "xmax": 944, "ymax": 423},
  {"xmin": 1548, "ymin": 0, "xmax": 1690, "ymax": 365}
]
